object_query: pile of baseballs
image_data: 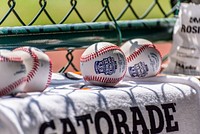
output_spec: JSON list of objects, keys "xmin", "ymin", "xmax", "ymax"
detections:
[
  {"xmin": 0, "ymin": 46, "xmax": 52, "ymax": 96},
  {"xmin": 80, "ymin": 38, "xmax": 162, "ymax": 86}
]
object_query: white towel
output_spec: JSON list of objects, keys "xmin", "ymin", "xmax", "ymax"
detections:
[{"xmin": 0, "ymin": 73, "xmax": 199, "ymax": 134}]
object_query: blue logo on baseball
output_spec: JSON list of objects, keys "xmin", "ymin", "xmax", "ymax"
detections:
[
  {"xmin": 94, "ymin": 56, "xmax": 117, "ymax": 75},
  {"xmin": 128, "ymin": 61, "xmax": 149, "ymax": 77}
]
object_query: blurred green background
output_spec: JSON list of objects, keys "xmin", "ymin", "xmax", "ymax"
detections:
[{"xmin": 0, "ymin": 0, "xmax": 174, "ymax": 26}]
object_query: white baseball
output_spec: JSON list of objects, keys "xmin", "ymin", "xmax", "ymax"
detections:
[
  {"xmin": 13, "ymin": 46, "xmax": 52, "ymax": 92},
  {"xmin": 121, "ymin": 38, "xmax": 162, "ymax": 78},
  {"xmin": 0, "ymin": 50, "xmax": 27, "ymax": 96},
  {"xmin": 80, "ymin": 42, "xmax": 127, "ymax": 86}
]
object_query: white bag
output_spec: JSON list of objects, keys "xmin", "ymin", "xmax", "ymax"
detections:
[{"xmin": 163, "ymin": 3, "xmax": 200, "ymax": 76}]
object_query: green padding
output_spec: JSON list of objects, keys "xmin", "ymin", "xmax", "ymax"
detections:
[{"xmin": 0, "ymin": 18, "xmax": 176, "ymax": 50}]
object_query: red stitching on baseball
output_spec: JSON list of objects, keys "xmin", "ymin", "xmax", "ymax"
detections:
[
  {"xmin": 44, "ymin": 59, "xmax": 52, "ymax": 90},
  {"xmin": 14, "ymin": 47, "xmax": 40, "ymax": 83},
  {"xmin": 0, "ymin": 77, "xmax": 27, "ymax": 96},
  {"xmin": 80, "ymin": 45, "xmax": 123, "ymax": 62},
  {"xmin": 127, "ymin": 44, "xmax": 155, "ymax": 63},
  {"xmin": 83, "ymin": 75, "xmax": 124, "ymax": 84},
  {"xmin": 0, "ymin": 56, "xmax": 22, "ymax": 62}
]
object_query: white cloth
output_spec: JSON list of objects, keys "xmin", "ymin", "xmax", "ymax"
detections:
[{"xmin": 0, "ymin": 73, "xmax": 200, "ymax": 134}]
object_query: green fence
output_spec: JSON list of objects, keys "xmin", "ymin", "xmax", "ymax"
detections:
[{"xmin": 0, "ymin": 0, "xmax": 186, "ymax": 72}]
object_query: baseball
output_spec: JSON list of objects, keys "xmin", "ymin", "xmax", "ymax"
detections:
[
  {"xmin": 120, "ymin": 38, "xmax": 162, "ymax": 78},
  {"xmin": 0, "ymin": 50, "xmax": 27, "ymax": 96},
  {"xmin": 13, "ymin": 46, "xmax": 52, "ymax": 92},
  {"xmin": 80, "ymin": 42, "xmax": 127, "ymax": 86}
]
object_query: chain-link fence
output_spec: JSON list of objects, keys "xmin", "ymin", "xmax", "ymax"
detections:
[
  {"xmin": 0, "ymin": 0, "xmax": 180, "ymax": 26},
  {"xmin": 0, "ymin": 0, "xmax": 186, "ymax": 72}
]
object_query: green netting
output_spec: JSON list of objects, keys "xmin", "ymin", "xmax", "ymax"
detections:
[{"xmin": 0, "ymin": 0, "xmax": 187, "ymax": 72}]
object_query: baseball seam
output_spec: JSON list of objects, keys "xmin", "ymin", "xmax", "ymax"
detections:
[
  {"xmin": 0, "ymin": 56, "xmax": 22, "ymax": 62},
  {"xmin": 0, "ymin": 77, "xmax": 27, "ymax": 96},
  {"xmin": 81, "ymin": 45, "xmax": 126, "ymax": 84},
  {"xmin": 127, "ymin": 44, "xmax": 155, "ymax": 62},
  {"xmin": 14, "ymin": 47, "xmax": 52, "ymax": 91},
  {"xmin": 127, "ymin": 44, "xmax": 162, "ymax": 76},
  {"xmin": 83, "ymin": 75, "xmax": 123, "ymax": 84},
  {"xmin": 44, "ymin": 60, "xmax": 52, "ymax": 90},
  {"xmin": 80, "ymin": 45, "xmax": 122, "ymax": 62},
  {"xmin": 14, "ymin": 47, "xmax": 40, "ymax": 83}
]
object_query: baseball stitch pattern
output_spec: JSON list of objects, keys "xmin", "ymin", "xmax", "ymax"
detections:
[
  {"xmin": 0, "ymin": 77, "xmax": 27, "ymax": 96},
  {"xmin": 80, "ymin": 45, "xmax": 126, "ymax": 84},
  {"xmin": 0, "ymin": 56, "xmax": 26, "ymax": 96},
  {"xmin": 80, "ymin": 45, "xmax": 121, "ymax": 62},
  {"xmin": 127, "ymin": 44, "xmax": 162, "ymax": 76},
  {"xmin": 43, "ymin": 59, "xmax": 52, "ymax": 90},
  {"xmin": 14, "ymin": 47, "xmax": 40, "ymax": 83},
  {"xmin": 127, "ymin": 44, "xmax": 155, "ymax": 62},
  {"xmin": 83, "ymin": 76, "xmax": 122, "ymax": 84},
  {"xmin": 0, "ymin": 56, "xmax": 22, "ymax": 62}
]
